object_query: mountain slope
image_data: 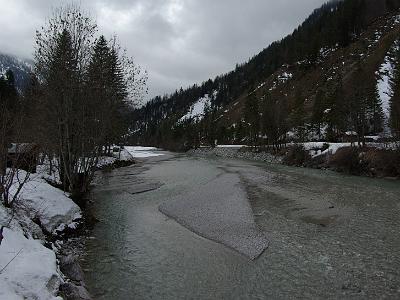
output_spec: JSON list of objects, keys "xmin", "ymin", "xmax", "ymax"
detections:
[
  {"xmin": 132, "ymin": 0, "xmax": 400, "ymax": 149},
  {"xmin": 0, "ymin": 52, "xmax": 33, "ymax": 91}
]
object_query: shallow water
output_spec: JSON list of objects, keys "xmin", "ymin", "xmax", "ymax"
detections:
[{"xmin": 83, "ymin": 154, "xmax": 400, "ymax": 299}]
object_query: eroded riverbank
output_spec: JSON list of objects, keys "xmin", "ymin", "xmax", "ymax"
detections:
[{"xmin": 83, "ymin": 153, "xmax": 400, "ymax": 299}]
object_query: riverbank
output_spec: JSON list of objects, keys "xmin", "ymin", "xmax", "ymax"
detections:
[
  {"xmin": 188, "ymin": 146, "xmax": 283, "ymax": 164},
  {"xmin": 0, "ymin": 146, "xmax": 155, "ymax": 299},
  {"xmin": 189, "ymin": 143, "xmax": 400, "ymax": 179},
  {"xmin": 0, "ymin": 165, "xmax": 86, "ymax": 300}
]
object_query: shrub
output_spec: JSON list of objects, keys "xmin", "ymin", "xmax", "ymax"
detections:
[
  {"xmin": 364, "ymin": 149, "xmax": 400, "ymax": 177},
  {"xmin": 283, "ymin": 145, "xmax": 311, "ymax": 166},
  {"xmin": 328, "ymin": 147, "xmax": 367, "ymax": 175}
]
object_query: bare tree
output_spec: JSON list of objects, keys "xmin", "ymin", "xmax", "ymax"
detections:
[
  {"xmin": 0, "ymin": 72, "xmax": 32, "ymax": 208},
  {"xmin": 34, "ymin": 6, "xmax": 99, "ymax": 199}
]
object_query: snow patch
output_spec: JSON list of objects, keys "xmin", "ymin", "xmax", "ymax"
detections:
[
  {"xmin": 97, "ymin": 156, "xmax": 117, "ymax": 168},
  {"xmin": 376, "ymin": 40, "xmax": 400, "ymax": 136},
  {"xmin": 124, "ymin": 146, "xmax": 164, "ymax": 158},
  {"xmin": 301, "ymin": 142, "xmax": 352, "ymax": 157},
  {"xmin": 179, "ymin": 94, "xmax": 211, "ymax": 123},
  {"xmin": 216, "ymin": 145, "xmax": 248, "ymax": 149},
  {"xmin": 269, "ymin": 71, "xmax": 293, "ymax": 91}
]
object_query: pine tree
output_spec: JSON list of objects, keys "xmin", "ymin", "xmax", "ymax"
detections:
[
  {"xmin": 86, "ymin": 36, "xmax": 129, "ymax": 153},
  {"xmin": 261, "ymin": 93, "xmax": 288, "ymax": 150},
  {"xmin": 312, "ymin": 89, "xmax": 327, "ymax": 140},
  {"xmin": 390, "ymin": 45, "xmax": 400, "ymax": 138},
  {"xmin": 0, "ymin": 69, "xmax": 19, "ymax": 154},
  {"xmin": 367, "ymin": 82, "xmax": 383, "ymax": 134},
  {"xmin": 244, "ymin": 94, "xmax": 260, "ymax": 146}
]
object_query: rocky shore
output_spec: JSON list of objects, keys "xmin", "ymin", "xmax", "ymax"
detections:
[
  {"xmin": 188, "ymin": 146, "xmax": 283, "ymax": 164},
  {"xmin": 188, "ymin": 144, "xmax": 400, "ymax": 179}
]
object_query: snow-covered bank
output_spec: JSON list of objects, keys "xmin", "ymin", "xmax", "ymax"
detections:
[
  {"xmin": 14, "ymin": 171, "xmax": 81, "ymax": 235},
  {"xmin": 124, "ymin": 146, "xmax": 164, "ymax": 158},
  {"xmin": 189, "ymin": 142, "xmax": 400, "ymax": 178},
  {"xmin": 159, "ymin": 172, "xmax": 269, "ymax": 259},
  {"xmin": 0, "ymin": 165, "xmax": 85, "ymax": 299},
  {"xmin": 0, "ymin": 153, "xmax": 127, "ymax": 300},
  {"xmin": 0, "ymin": 146, "xmax": 156, "ymax": 299},
  {"xmin": 302, "ymin": 142, "xmax": 352, "ymax": 157},
  {"xmin": 192, "ymin": 142, "xmax": 398, "ymax": 162},
  {"xmin": 0, "ymin": 228, "xmax": 61, "ymax": 300}
]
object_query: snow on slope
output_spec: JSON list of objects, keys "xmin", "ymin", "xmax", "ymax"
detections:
[
  {"xmin": 269, "ymin": 71, "xmax": 293, "ymax": 91},
  {"xmin": 0, "ymin": 52, "xmax": 33, "ymax": 91},
  {"xmin": 0, "ymin": 228, "xmax": 62, "ymax": 300},
  {"xmin": 179, "ymin": 94, "xmax": 211, "ymax": 123},
  {"xmin": 10, "ymin": 170, "xmax": 82, "ymax": 234},
  {"xmin": 376, "ymin": 40, "xmax": 399, "ymax": 136}
]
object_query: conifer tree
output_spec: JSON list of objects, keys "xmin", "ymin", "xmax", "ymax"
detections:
[
  {"xmin": 390, "ymin": 45, "xmax": 400, "ymax": 138},
  {"xmin": 244, "ymin": 94, "xmax": 260, "ymax": 146}
]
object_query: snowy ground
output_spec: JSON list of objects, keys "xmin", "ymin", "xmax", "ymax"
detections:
[
  {"xmin": 216, "ymin": 145, "xmax": 248, "ymax": 149},
  {"xmin": 301, "ymin": 141, "xmax": 398, "ymax": 157},
  {"xmin": 97, "ymin": 156, "xmax": 118, "ymax": 168},
  {"xmin": 12, "ymin": 170, "xmax": 82, "ymax": 235},
  {"xmin": 302, "ymin": 142, "xmax": 352, "ymax": 157},
  {"xmin": 97, "ymin": 146, "xmax": 163, "ymax": 166},
  {"xmin": 0, "ymin": 166, "xmax": 77, "ymax": 299},
  {"xmin": 0, "ymin": 228, "xmax": 62, "ymax": 300},
  {"xmin": 124, "ymin": 146, "xmax": 164, "ymax": 158}
]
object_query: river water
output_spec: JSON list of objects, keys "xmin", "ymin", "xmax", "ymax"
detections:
[{"xmin": 82, "ymin": 153, "xmax": 400, "ymax": 299}]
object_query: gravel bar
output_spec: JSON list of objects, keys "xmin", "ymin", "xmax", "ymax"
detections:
[{"xmin": 159, "ymin": 172, "xmax": 269, "ymax": 259}]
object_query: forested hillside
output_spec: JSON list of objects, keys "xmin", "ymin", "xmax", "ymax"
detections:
[
  {"xmin": 132, "ymin": 0, "xmax": 400, "ymax": 150},
  {"xmin": 0, "ymin": 52, "xmax": 32, "ymax": 91}
]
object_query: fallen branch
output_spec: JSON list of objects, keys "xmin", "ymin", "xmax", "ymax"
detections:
[{"xmin": 0, "ymin": 248, "xmax": 23, "ymax": 274}]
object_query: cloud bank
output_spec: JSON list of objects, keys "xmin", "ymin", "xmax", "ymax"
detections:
[{"xmin": 0, "ymin": 0, "xmax": 327, "ymax": 99}]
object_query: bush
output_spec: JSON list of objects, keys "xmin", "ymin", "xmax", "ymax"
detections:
[
  {"xmin": 328, "ymin": 147, "xmax": 367, "ymax": 175},
  {"xmin": 283, "ymin": 145, "xmax": 311, "ymax": 166},
  {"xmin": 364, "ymin": 149, "xmax": 400, "ymax": 177}
]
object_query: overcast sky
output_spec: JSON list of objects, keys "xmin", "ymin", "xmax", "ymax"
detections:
[{"xmin": 0, "ymin": 0, "xmax": 326, "ymax": 100}]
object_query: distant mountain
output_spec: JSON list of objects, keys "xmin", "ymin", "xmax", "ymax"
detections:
[
  {"xmin": 0, "ymin": 52, "xmax": 33, "ymax": 92},
  {"xmin": 132, "ymin": 0, "xmax": 400, "ymax": 149}
]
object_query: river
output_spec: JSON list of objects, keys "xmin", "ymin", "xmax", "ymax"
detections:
[{"xmin": 82, "ymin": 153, "xmax": 400, "ymax": 299}]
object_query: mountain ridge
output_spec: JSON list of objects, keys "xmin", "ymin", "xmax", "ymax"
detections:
[
  {"xmin": 132, "ymin": 0, "xmax": 400, "ymax": 149},
  {"xmin": 0, "ymin": 52, "xmax": 33, "ymax": 92}
]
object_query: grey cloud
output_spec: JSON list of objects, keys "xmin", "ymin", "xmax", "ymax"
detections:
[{"xmin": 0, "ymin": 0, "xmax": 327, "ymax": 99}]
